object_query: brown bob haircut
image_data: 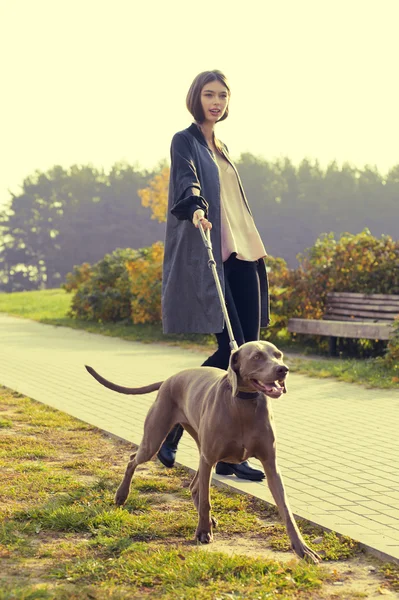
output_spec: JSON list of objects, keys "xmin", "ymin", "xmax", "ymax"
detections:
[{"xmin": 186, "ymin": 70, "xmax": 230, "ymax": 123}]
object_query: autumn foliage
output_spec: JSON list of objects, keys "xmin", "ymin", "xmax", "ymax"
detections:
[
  {"xmin": 138, "ymin": 166, "xmax": 169, "ymax": 223},
  {"xmin": 126, "ymin": 242, "xmax": 164, "ymax": 324},
  {"xmin": 128, "ymin": 169, "xmax": 168, "ymax": 323}
]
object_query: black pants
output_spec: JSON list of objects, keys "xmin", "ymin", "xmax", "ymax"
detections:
[{"xmin": 202, "ymin": 254, "xmax": 261, "ymax": 370}]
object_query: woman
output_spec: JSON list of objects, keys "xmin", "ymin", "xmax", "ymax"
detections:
[{"xmin": 159, "ymin": 70, "xmax": 270, "ymax": 481}]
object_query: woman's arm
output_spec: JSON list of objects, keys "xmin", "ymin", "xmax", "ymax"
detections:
[{"xmin": 169, "ymin": 133, "xmax": 209, "ymax": 222}]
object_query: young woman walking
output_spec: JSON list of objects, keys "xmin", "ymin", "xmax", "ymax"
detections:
[{"xmin": 160, "ymin": 70, "xmax": 269, "ymax": 481}]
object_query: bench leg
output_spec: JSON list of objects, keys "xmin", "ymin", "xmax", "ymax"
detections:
[{"xmin": 329, "ymin": 336, "xmax": 337, "ymax": 356}]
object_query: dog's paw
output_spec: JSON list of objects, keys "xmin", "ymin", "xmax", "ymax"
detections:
[
  {"xmin": 211, "ymin": 516, "xmax": 218, "ymax": 529},
  {"xmin": 115, "ymin": 487, "xmax": 128, "ymax": 507},
  {"xmin": 195, "ymin": 529, "xmax": 213, "ymax": 544},
  {"xmin": 292, "ymin": 541, "xmax": 321, "ymax": 564}
]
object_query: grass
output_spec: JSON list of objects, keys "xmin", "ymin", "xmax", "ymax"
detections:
[
  {"xmin": 0, "ymin": 288, "xmax": 71, "ymax": 321},
  {"xmin": 0, "ymin": 289, "xmax": 216, "ymax": 350},
  {"xmin": 289, "ymin": 355, "xmax": 399, "ymax": 389},
  {"xmin": 1, "ymin": 386, "xmax": 398, "ymax": 599},
  {"xmin": 1, "ymin": 288, "xmax": 399, "ymax": 389}
]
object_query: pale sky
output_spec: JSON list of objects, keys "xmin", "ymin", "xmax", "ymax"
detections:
[{"xmin": 1, "ymin": 0, "xmax": 398, "ymax": 208}]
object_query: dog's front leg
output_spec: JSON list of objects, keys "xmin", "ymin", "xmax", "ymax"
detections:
[
  {"xmin": 195, "ymin": 455, "xmax": 213, "ymax": 544},
  {"xmin": 260, "ymin": 456, "xmax": 320, "ymax": 563}
]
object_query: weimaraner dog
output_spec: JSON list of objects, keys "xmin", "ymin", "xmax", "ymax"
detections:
[{"xmin": 86, "ymin": 340, "xmax": 320, "ymax": 563}]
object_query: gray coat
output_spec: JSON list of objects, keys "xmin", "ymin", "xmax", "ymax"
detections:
[{"xmin": 162, "ymin": 123, "xmax": 269, "ymax": 334}]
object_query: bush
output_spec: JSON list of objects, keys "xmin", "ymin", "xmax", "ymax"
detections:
[
  {"xmin": 63, "ymin": 230, "xmax": 399, "ymax": 361},
  {"xmin": 275, "ymin": 229, "xmax": 399, "ymax": 356},
  {"xmin": 126, "ymin": 242, "xmax": 163, "ymax": 325},
  {"xmin": 293, "ymin": 229, "xmax": 399, "ymax": 319},
  {"xmin": 264, "ymin": 229, "xmax": 399, "ymax": 324},
  {"xmin": 62, "ymin": 262, "xmax": 93, "ymax": 293},
  {"xmin": 64, "ymin": 248, "xmax": 138, "ymax": 322},
  {"xmin": 262, "ymin": 255, "xmax": 295, "ymax": 340}
]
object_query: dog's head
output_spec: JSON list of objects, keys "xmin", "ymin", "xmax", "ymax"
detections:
[{"xmin": 227, "ymin": 340, "xmax": 289, "ymax": 399}]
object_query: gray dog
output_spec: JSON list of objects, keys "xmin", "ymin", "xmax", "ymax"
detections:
[{"xmin": 86, "ymin": 340, "xmax": 320, "ymax": 563}]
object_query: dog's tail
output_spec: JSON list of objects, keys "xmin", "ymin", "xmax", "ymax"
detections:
[{"xmin": 85, "ymin": 365, "xmax": 163, "ymax": 395}]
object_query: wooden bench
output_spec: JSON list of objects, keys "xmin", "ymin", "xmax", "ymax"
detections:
[{"xmin": 288, "ymin": 292, "xmax": 399, "ymax": 355}]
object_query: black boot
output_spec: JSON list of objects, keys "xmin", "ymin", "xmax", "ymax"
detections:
[
  {"xmin": 215, "ymin": 461, "xmax": 265, "ymax": 481},
  {"xmin": 157, "ymin": 424, "xmax": 184, "ymax": 468}
]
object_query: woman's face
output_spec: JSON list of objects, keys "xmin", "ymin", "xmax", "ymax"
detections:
[{"xmin": 200, "ymin": 80, "xmax": 229, "ymax": 124}]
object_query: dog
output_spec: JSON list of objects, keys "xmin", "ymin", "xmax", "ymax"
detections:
[{"xmin": 86, "ymin": 340, "xmax": 320, "ymax": 563}]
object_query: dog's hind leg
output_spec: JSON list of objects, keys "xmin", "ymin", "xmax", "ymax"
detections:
[
  {"xmin": 195, "ymin": 454, "xmax": 214, "ymax": 544},
  {"xmin": 115, "ymin": 392, "xmax": 178, "ymax": 506},
  {"xmin": 184, "ymin": 427, "xmax": 202, "ymax": 515},
  {"xmin": 115, "ymin": 451, "xmax": 139, "ymax": 506},
  {"xmin": 183, "ymin": 425, "xmax": 201, "ymax": 511}
]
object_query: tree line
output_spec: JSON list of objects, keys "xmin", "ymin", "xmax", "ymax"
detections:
[{"xmin": 0, "ymin": 155, "xmax": 398, "ymax": 292}]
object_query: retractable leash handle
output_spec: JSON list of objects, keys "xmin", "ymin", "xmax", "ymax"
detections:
[{"xmin": 198, "ymin": 222, "xmax": 239, "ymax": 352}]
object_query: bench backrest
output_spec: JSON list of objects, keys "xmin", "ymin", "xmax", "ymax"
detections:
[{"xmin": 325, "ymin": 292, "xmax": 399, "ymax": 322}]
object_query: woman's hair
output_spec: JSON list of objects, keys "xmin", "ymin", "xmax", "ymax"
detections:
[{"xmin": 186, "ymin": 70, "xmax": 230, "ymax": 123}]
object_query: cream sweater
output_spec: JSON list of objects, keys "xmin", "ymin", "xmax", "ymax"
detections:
[{"xmin": 215, "ymin": 152, "xmax": 267, "ymax": 262}]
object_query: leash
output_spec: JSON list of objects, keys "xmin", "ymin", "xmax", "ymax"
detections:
[{"xmin": 198, "ymin": 223, "xmax": 239, "ymax": 353}]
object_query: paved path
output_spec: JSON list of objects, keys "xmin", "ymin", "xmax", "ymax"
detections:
[{"xmin": 1, "ymin": 313, "xmax": 399, "ymax": 562}]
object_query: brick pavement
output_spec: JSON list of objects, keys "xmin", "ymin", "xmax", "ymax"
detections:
[{"xmin": 1, "ymin": 313, "xmax": 399, "ymax": 562}]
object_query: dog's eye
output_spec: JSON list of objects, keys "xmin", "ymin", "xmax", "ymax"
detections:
[
  {"xmin": 254, "ymin": 353, "xmax": 262, "ymax": 360},
  {"xmin": 274, "ymin": 352, "xmax": 282, "ymax": 359}
]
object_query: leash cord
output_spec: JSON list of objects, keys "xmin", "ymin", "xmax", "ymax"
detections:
[{"xmin": 198, "ymin": 223, "xmax": 239, "ymax": 352}]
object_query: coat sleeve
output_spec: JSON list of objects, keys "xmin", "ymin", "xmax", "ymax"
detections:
[{"xmin": 169, "ymin": 133, "xmax": 209, "ymax": 221}]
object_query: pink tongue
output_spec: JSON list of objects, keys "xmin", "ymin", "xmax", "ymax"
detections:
[
  {"xmin": 264, "ymin": 382, "xmax": 283, "ymax": 394},
  {"xmin": 253, "ymin": 380, "xmax": 283, "ymax": 394}
]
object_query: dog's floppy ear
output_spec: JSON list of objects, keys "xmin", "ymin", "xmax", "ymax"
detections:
[{"xmin": 227, "ymin": 349, "xmax": 240, "ymax": 396}]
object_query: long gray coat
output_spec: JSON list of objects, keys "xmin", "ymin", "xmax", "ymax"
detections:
[{"xmin": 162, "ymin": 123, "xmax": 269, "ymax": 334}]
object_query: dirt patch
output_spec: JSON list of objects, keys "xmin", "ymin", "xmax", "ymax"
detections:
[
  {"xmin": 203, "ymin": 538, "xmax": 398, "ymax": 598},
  {"xmin": 201, "ymin": 533, "xmax": 294, "ymax": 563}
]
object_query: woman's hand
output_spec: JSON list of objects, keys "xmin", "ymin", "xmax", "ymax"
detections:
[{"xmin": 192, "ymin": 209, "xmax": 212, "ymax": 230}]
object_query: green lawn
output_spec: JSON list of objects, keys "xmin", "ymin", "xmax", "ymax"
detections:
[
  {"xmin": 1, "ymin": 386, "xmax": 398, "ymax": 599},
  {"xmin": 0, "ymin": 289, "xmax": 215, "ymax": 350},
  {"xmin": 289, "ymin": 354, "xmax": 399, "ymax": 389},
  {"xmin": 0, "ymin": 288, "xmax": 72, "ymax": 321},
  {"xmin": 1, "ymin": 289, "xmax": 398, "ymax": 390}
]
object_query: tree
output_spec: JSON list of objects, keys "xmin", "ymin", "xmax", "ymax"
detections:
[
  {"xmin": 0, "ymin": 163, "xmax": 165, "ymax": 291},
  {"xmin": 138, "ymin": 164, "xmax": 169, "ymax": 223},
  {"xmin": 1, "ymin": 154, "xmax": 398, "ymax": 291}
]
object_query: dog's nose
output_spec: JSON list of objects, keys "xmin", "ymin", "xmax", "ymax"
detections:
[{"xmin": 276, "ymin": 365, "xmax": 289, "ymax": 378}]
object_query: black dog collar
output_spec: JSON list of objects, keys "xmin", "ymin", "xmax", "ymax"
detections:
[{"xmin": 236, "ymin": 390, "xmax": 260, "ymax": 400}]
